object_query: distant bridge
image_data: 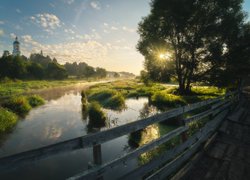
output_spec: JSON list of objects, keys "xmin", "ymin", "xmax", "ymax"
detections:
[{"xmin": 0, "ymin": 89, "xmax": 247, "ymax": 179}]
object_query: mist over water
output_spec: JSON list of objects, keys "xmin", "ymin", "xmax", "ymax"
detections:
[{"xmin": 0, "ymin": 86, "xmax": 160, "ymax": 180}]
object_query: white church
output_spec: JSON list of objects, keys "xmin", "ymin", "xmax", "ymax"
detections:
[{"xmin": 2, "ymin": 36, "xmax": 21, "ymax": 57}]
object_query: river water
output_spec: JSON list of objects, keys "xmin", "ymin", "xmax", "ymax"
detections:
[{"xmin": 0, "ymin": 86, "xmax": 162, "ymax": 180}]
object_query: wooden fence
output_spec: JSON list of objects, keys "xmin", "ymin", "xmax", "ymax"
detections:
[{"xmin": 0, "ymin": 91, "xmax": 239, "ymax": 179}]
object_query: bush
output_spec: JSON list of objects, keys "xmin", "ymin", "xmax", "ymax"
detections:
[
  {"xmin": 88, "ymin": 89, "xmax": 116, "ymax": 101},
  {"xmin": 88, "ymin": 102, "xmax": 106, "ymax": 128},
  {"xmin": 81, "ymin": 91, "xmax": 88, "ymax": 104},
  {"xmin": 88, "ymin": 89, "xmax": 125, "ymax": 110},
  {"xmin": 191, "ymin": 86, "xmax": 226, "ymax": 96},
  {"xmin": 104, "ymin": 93, "xmax": 125, "ymax": 110},
  {"xmin": 3, "ymin": 96, "xmax": 32, "ymax": 116},
  {"xmin": 27, "ymin": 95, "xmax": 45, "ymax": 107},
  {"xmin": 151, "ymin": 92, "xmax": 186, "ymax": 107},
  {"xmin": 0, "ymin": 107, "xmax": 18, "ymax": 133}
]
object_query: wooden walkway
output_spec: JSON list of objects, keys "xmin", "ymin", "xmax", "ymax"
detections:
[
  {"xmin": 0, "ymin": 90, "xmax": 243, "ymax": 179},
  {"xmin": 173, "ymin": 92, "xmax": 250, "ymax": 180}
]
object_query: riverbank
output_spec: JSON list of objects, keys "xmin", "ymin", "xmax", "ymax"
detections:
[
  {"xmin": 83, "ymin": 79, "xmax": 226, "ymax": 110},
  {"xmin": 0, "ymin": 78, "xmax": 119, "ymax": 99}
]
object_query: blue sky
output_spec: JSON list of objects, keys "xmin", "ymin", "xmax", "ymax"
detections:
[{"xmin": 0, "ymin": 0, "xmax": 249, "ymax": 74}]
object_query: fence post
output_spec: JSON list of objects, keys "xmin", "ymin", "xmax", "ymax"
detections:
[
  {"xmin": 93, "ymin": 144, "xmax": 102, "ymax": 165},
  {"xmin": 92, "ymin": 143, "xmax": 103, "ymax": 180},
  {"xmin": 177, "ymin": 114, "xmax": 188, "ymax": 142}
]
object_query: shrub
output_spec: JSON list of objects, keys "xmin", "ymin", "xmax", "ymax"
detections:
[
  {"xmin": 81, "ymin": 91, "xmax": 88, "ymax": 104},
  {"xmin": 88, "ymin": 89, "xmax": 116, "ymax": 101},
  {"xmin": 27, "ymin": 95, "xmax": 45, "ymax": 107},
  {"xmin": 88, "ymin": 89, "xmax": 125, "ymax": 110},
  {"xmin": 3, "ymin": 96, "xmax": 32, "ymax": 116},
  {"xmin": 151, "ymin": 92, "xmax": 186, "ymax": 107},
  {"xmin": 191, "ymin": 86, "xmax": 226, "ymax": 96},
  {"xmin": 104, "ymin": 93, "xmax": 125, "ymax": 110},
  {"xmin": 0, "ymin": 107, "xmax": 18, "ymax": 133},
  {"xmin": 88, "ymin": 102, "xmax": 106, "ymax": 128}
]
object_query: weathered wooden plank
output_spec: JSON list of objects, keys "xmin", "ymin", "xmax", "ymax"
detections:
[
  {"xmin": 146, "ymin": 131, "xmax": 210, "ymax": 180},
  {"xmin": 0, "ymin": 94, "xmax": 233, "ymax": 173},
  {"xmin": 120, "ymin": 130, "xmax": 203, "ymax": 180},
  {"xmin": 67, "ymin": 126, "xmax": 188, "ymax": 180},
  {"xmin": 227, "ymin": 108, "xmax": 245, "ymax": 121},
  {"xmin": 212, "ymin": 99, "xmax": 229, "ymax": 109},
  {"xmin": 0, "ymin": 98, "xmax": 220, "ymax": 171},
  {"xmin": 0, "ymin": 137, "xmax": 83, "ymax": 171},
  {"xmin": 184, "ymin": 109, "xmax": 213, "ymax": 124},
  {"xmin": 121, "ymin": 110, "xmax": 228, "ymax": 180},
  {"xmin": 213, "ymin": 101, "xmax": 231, "ymax": 116},
  {"xmin": 171, "ymin": 132, "xmax": 219, "ymax": 180},
  {"xmin": 145, "ymin": 110, "xmax": 228, "ymax": 180}
]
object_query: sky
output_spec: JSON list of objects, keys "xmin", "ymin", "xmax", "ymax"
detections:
[{"xmin": 0, "ymin": 0, "xmax": 249, "ymax": 75}]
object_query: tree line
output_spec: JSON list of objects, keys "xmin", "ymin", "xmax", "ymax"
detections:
[
  {"xmin": 138, "ymin": 0, "xmax": 250, "ymax": 94},
  {"xmin": 0, "ymin": 53, "xmax": 107, "ymax": 80}
]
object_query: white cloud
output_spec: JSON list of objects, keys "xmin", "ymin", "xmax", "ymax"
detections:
[
  {"xmin": 111, "ymin": 26, "xmax": 118, "ymax": 31},
  {"xmin": 66, "ymin": 0, "xmax": 75, "ymax": 4},
  {"xmin": 49, "ymin": 3, "xmax": 55, "ymax": 8},
  {"xmin": 0, "ymin": 29, "xmax": 4, "ymax": 36},
  {"xmin": 16, "ymin": 8, "xmax": 21, "ymax": 13},
  {"xmin": 30, "ymin": 13, "xmax": 61, "ymax": 33},
  {"xmin": 21, "ymin": 35, "xmax": 107, "ymax": 64},
  {"xmin": 122, "ymin": 26, "xmax": 135, "ymax": 33},
  {"xmin": 64, "ymin": 28, "xmax": 75, "ymax": 34},
  {"xmin": 90, "ymin": 1, "xmax": 101, "ymax": 10},
  {"xmin": 15, "ymin": 25, "xmax": 22, "ymax": 30},
  {"xmin": 10, "ymin": 33, "xmax": 16, "ymax": 39},
  {"xmin": 0, "ymin": 21, "xmax": 4, "ymax": 25}
]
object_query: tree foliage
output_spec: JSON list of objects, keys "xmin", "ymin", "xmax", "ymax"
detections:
[
  {"xmin": 138, "ymin": 0, "xmax": 248, "ymax": 94},
  {"xmin": 0, "ymin": 52, "xmax": 108, "ymax": 80},
  {"xmin": 64, "ymin": 62, "xmax": 107, "ymax": 78}
]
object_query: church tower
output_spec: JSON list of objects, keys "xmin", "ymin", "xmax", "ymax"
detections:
[{"xmin": 13, "ymin": 36, "xmax": 21, "ymax": 56}]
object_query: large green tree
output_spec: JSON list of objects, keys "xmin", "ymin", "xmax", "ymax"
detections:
[{"xmin": 138, "ymin": 0, "xmax": 246, "ymax": 94}]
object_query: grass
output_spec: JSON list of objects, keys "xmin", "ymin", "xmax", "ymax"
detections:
[
  {"xmin": 2, "ymin": 95, "xmax": 45, "ymax": 117},
  {"xmin": 0, "ymin": 79, "xmax": 89, "ymax": 97},
  {"xmin": 27, "ymin": 95, "xmax": 45, "ymax": 107},
  {"xmin": 87, "ymin": 102, "xmax": 107, "ymax": 128},
  {"xmin": 0, "ymin": 107, "xmax": 18, "ymax": 133},
  {"xmin": 86, "ymin": 80, "xmax": 226, "ymax": 111},
  {"xmin": 129, "ymin": 123, "xmax": 180, "ymax": 165},
  {"xmin": 86, "ymin": 89, "xmax": 125, "ymax": 110},
  {"xmin": 151, "ymin": 92, "xmax": 186, "ymax": 107},
  {"xmin": 3, "ymin": 96, "xmax": 32, "ymax": 116}
]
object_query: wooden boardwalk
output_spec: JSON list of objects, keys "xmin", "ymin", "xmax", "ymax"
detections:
[
  {"xmin": 173, "ymin": 92, "xmax": 250, "ymax": 180},
  {"xmin": 0, "ymin": 90, "xmax": 243, "ymax": 179}
]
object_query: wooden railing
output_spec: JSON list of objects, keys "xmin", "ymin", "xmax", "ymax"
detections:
[{"xmin": 0, "ymin": 91, "xmax": 239, "ymax": 179}]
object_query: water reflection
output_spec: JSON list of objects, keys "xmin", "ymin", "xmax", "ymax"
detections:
[{"xmin": 0, "ymin": 88, "xmax": 164, "ymax": 179}]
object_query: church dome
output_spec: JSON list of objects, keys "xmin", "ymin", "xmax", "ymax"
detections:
[{"xmin": 13, "ymin": 37, "xmax": 20, "ymax": 44}]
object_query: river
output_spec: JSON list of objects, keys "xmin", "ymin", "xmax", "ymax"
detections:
[{"xmin": 0, "ymin": 85, "xmax": 165, "ymax": 180}]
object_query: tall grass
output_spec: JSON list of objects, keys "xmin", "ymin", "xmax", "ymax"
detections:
[
  {"xmin": 3, "ymin": 96, "xmax": 32, "ymax": 116},
  {"xmin": 151, "ymin": 92, "xmax": 186, "ymax": 107},
  {"xmin": 2, "ymin": 95, "xmax": 45, "ymax": 117},
  {"xmin": 27, "ymin": 95, "xmax": 45, "ymax": 107},
  {"xmin": 87, "ymin": 102, "xmax": 107, "ymax": 128},
  {"xmin": 0, "ymin": 80, "xmax": 86, "ymax": 97},
  {"xmin": 87, "ymin": 89, "xmax": 125, "ymax": 110},
  {"xmin": 0, "ymin": 107, "xmax": 18, "ymax": 133}
]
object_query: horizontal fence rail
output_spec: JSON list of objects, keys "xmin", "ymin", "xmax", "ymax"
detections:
[{"xmin": 0, "ymin": 91, "xmax": 238, "ymax": 180}]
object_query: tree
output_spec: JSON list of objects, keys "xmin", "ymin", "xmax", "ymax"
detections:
[
  {"xmin": 46, "ymin": 62, "xmax": 68, "ymax": 80},
  {"xmin": 27, "ymin": 62, "xmax": 45, "ymax": 79},
  {"xmin": 95, "ymin": 67, "xmax": 107, "ymax": 78},
  {"xmin": 138, "ymin": 0, "xmax": 246, "ymax": 94}
]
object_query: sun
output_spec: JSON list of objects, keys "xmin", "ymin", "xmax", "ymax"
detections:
[
  {"xmin": 158, "ymin": 52, "xmax": 172, "ymax": 60},
  {"xmin": 159, "ymin": 53, "xmax": 165, "ymax": 59}
]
